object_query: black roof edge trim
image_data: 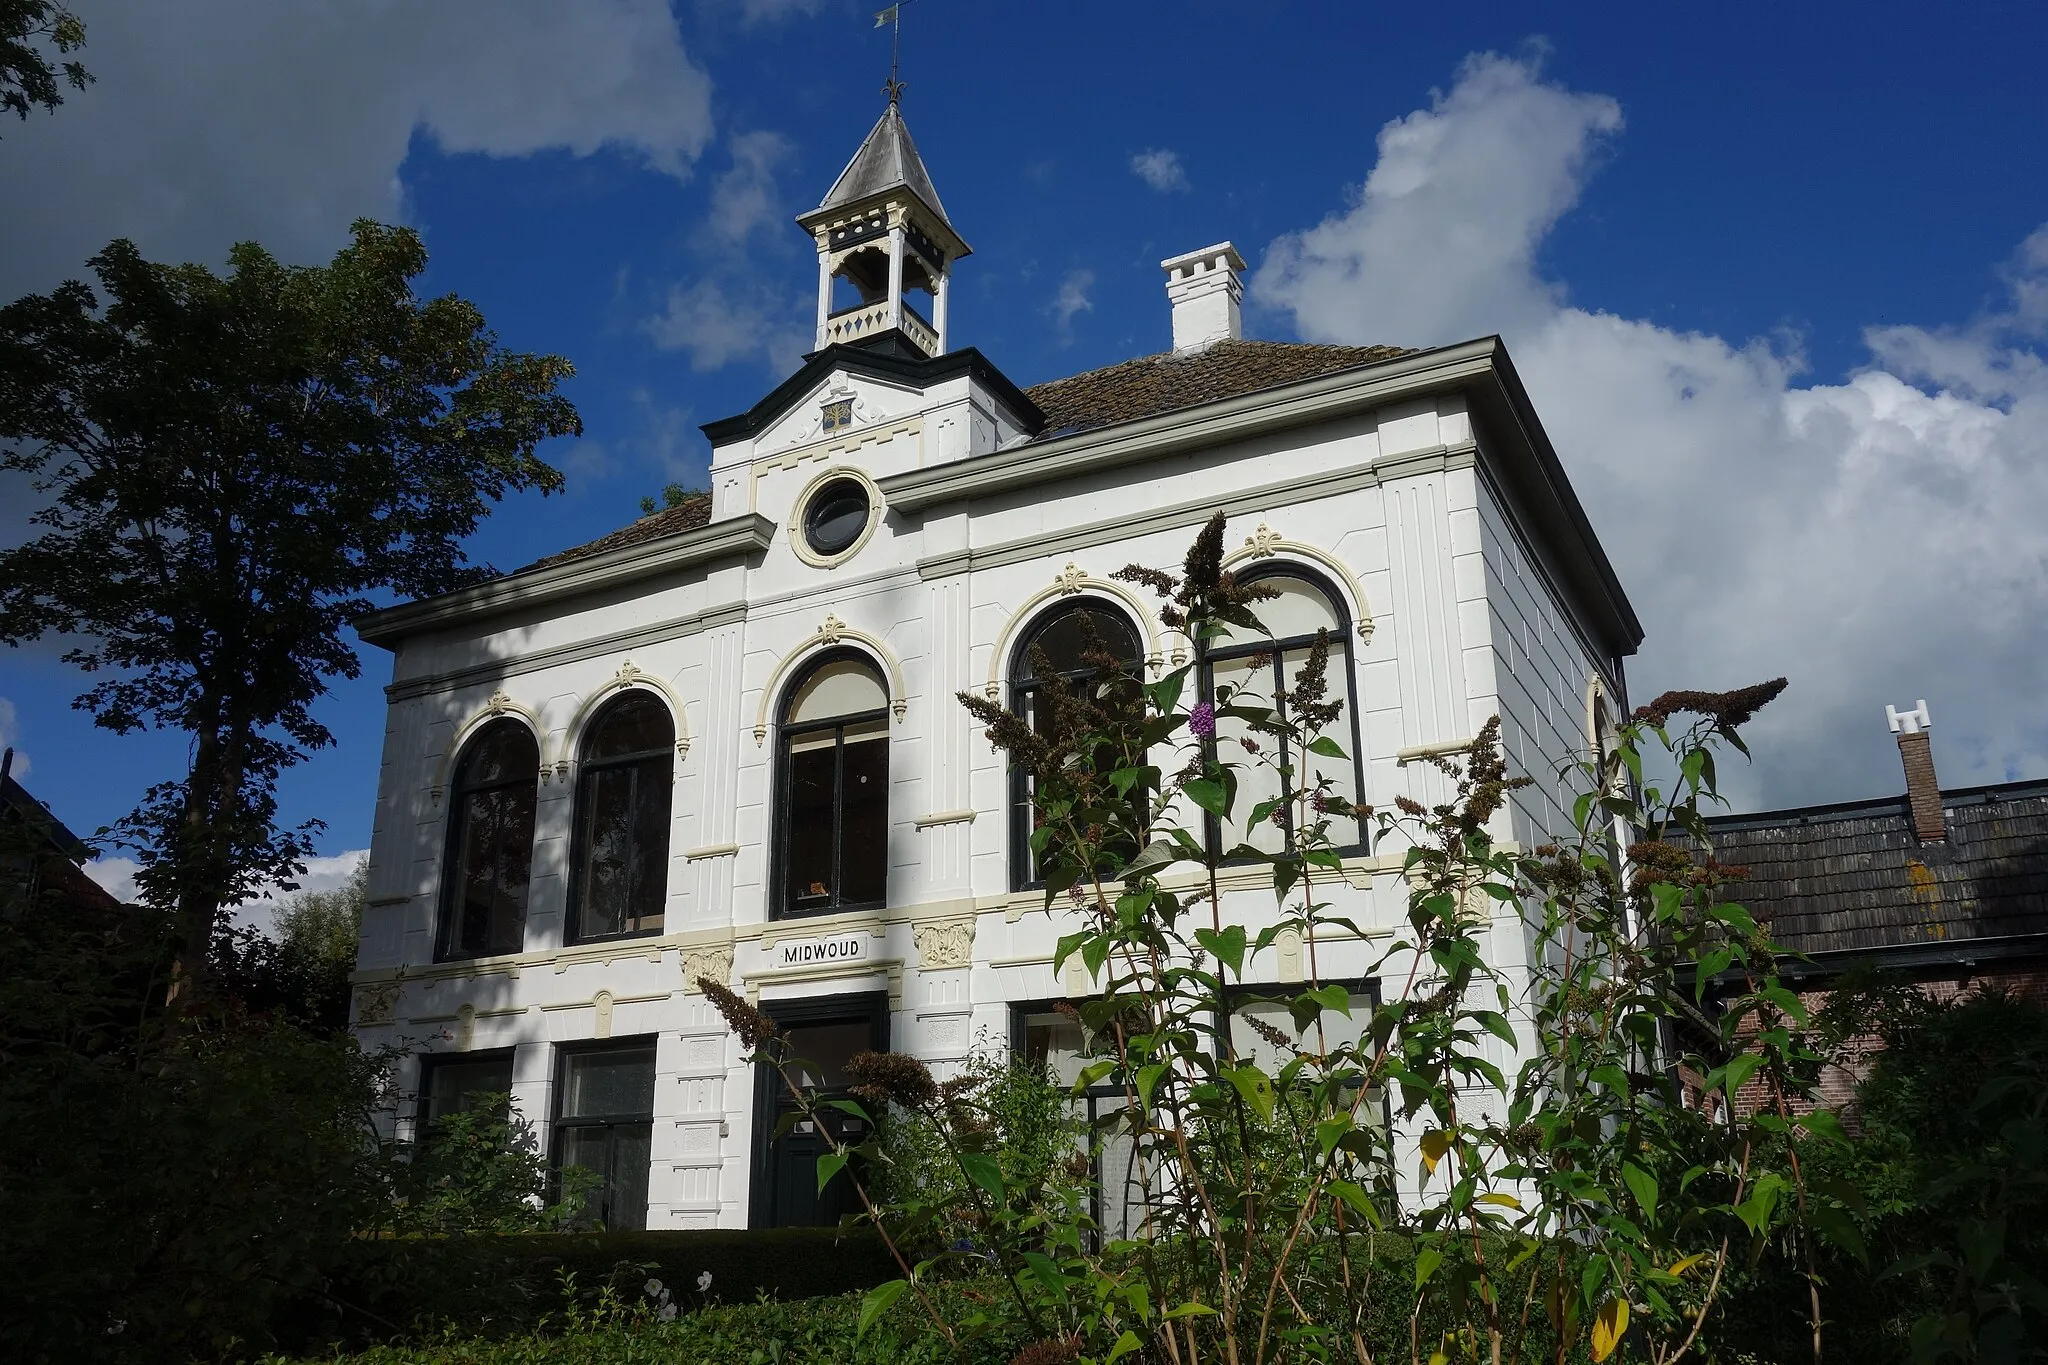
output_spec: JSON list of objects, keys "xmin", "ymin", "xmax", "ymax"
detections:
[
  {"xmin": 1469, "ymin": 340, "xmax": 1645, "ymax": 654},
  {"xmin": 1704, "ymin": 775, "xmax": 2048, "ymax": 832},
  {"xmin": 700, "ymin": 342, "xmax": 1044, "ymax": 446}
]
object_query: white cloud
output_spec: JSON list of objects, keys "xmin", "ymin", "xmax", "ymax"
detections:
[
  {"xmin": 723, "ymin": 0, "xmax": 826, "ymax": 24},
  {"xmin": 1130, "ymin": 147, "xmax": 1189, "ymax": 193},
  {"xmin": 0, "ymin": 698, "xmax": 26, "ymax": 778},
  {"xmin": 709, "ymin": 129, "xmax": 797, "ymax": 246},
  {"xmin": 1049, "ymin": 268, "xmax": 1095, "ymax": 342},
  {"xmin": 644, "ymin": 278, "xmax": 808, "ymax": 374},
  {"xmin": 1255, "ymin": 51, "xmax": 2048, "ymax": 808},
  {"xmin": 0, "ymin": 0, "xmax": 716, "ymax": 303},
  {"xmin": 85, "ymin": 854, "xmax": 142, "ymax": 905}
]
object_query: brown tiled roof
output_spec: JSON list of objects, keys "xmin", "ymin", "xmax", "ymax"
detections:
[
  {"xmin": 1701, "ymin": 780, "xmax": 2048, "ymax": 958},
  {"xmin": 521, "ymin": 492, "xmax": 711, "ymax": 573},
  {"xmin": 524, "ymin": 340, "xmax": 1410, "ymax": 573},
  {"xmin": 1023, "ymin": 338, "xmax": 1411, "ymax": 439}
]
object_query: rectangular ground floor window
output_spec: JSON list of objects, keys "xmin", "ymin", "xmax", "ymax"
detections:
[
  {"xmin": 418, "ymin": 1050, "xmax": 515, "ymax": 1134},
  {"xmin": 554, "ymin": 1040, "xmax": 656, "ymax": 1231}
]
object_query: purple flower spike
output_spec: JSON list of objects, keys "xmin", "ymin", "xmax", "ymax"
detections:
[{"xmin": 1190, "ymin": 701, "xmax": 1216, "ymax": 738}]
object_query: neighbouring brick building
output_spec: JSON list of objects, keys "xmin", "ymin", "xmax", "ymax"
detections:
[{"xmin": 1698, "ymin": 706, "xmax": 2048, "ymax": 1116}]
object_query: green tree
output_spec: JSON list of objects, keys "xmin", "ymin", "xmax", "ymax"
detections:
[
  {"xmin": 272, "ymin": 854, "xmax": 367, "ymax": 1029},
  {"xmin": 0, "ymin": 222, "xmax": 580, "ymax": 993},
  {"xmin": 0, "ymin": 0, "xmax": 88, "ymax": 132}
]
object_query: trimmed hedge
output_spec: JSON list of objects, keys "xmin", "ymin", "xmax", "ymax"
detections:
[{"xmin": 278, "ymin": 1227, "xmax": 898, "ymax": 1354}]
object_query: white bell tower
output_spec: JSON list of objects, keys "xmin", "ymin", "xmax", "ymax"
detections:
[{"xmin": 796, "ymin": 95, "xmax": 970, "ymax": 359}]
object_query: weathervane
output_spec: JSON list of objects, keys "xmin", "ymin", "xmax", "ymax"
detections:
[{"xmin": 874, "ymin": 1, "xmax": 914, "ymax": 104}]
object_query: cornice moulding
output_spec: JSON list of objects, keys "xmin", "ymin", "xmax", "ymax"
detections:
[
  {"xmin": 356, "ymin": 514, "xmax": 777, "ymax": 648},
  {"xmin": 880, "ymin": 339, "xmax": 1499, "ymax": 513}
]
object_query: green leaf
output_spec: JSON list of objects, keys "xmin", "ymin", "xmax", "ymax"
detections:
[
  {"xmin": 1106, "ymin": 1330, "xmax": 1145, "ymax": 1363},
  {"xmin": 1621, "ymin": 1161, "xmax": 1658, "ymax": 1224},
  {"xmin": 1306, "ymin": 735, "xmax": 1348, "ymax": 759},
  {"xmin": 1136, "ymin": 1062, "xmax": 1168, "ymax": 1112},
  {"xmin": 1415, "ymin": 1246, "xmax": 1445, "ymax": 1288},
  {"xmin": 856, "ymin": 1279, "xmax": 908, "ymax": 1341},
  {"xmin": 1117, "ymin": 839, "xmax": 1180, "ymax": 880},
  {"xmin": 1195, "ymin": 925, "xmax": 1247, "ymax": 974},
  {"xmin": 815, "ymin": 1150, "xmax": 848, "ymax": 1194},
  {"xmin": 1227, "ymin": 1064, "xmax": 1277, "ymax": 1124},
  {"xmin": 1470, "ymin": 1010, "xmax": 1517, "ymax": 1047},
  {"xmin": 958, "ymin": 1151, "xmax": 1006, "ymax": 1203},
  {"xmin": 1185, "ymin": 777, "xmax": 1228, "ymax": 817},
  {"xmin": 1020, "ymin": 1250, "xmax": 1071, "ymax": 1304}
]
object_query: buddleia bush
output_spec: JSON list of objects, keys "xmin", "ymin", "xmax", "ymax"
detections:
[{"xmin": 705, "ymin": 515, "xmax": 1840, "ymax": 1365}]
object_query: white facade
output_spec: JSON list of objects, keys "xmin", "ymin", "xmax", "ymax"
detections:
[{"xmin": 350, "ymin": 107, "xmax": 1641, "ymax": 1231}]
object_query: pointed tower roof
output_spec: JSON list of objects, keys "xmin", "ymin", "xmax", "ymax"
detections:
[{"xmin": 809, "ymin": 101, "xmax": 954, "ymax": 230}]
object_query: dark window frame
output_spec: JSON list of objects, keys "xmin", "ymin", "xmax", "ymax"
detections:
[
  {"xmin": 435, "ymin": 718, "xmax": 540, "ymax": 964},
  {"xmin": 772, "ymin": 649, "xmax": 891, "ymax": 921},
  {"xmin": 1198, "ymin": 564, "xmax": 1370, "ymax": 860},
  {"xmin": 749, "ymin": 991, "xmax": 890, "ymax": 1229},
  {"xmin": 566, "ymin": 690, "xmax": 676, "ymax": 946},
  {"xmin": 550, "ymin": 1036, "xmax": 658, "ymax": 1232},
  {"xmin": 415, "ymin": 1046, "xmax": 518, "ymax": 1137},
  {"xmin": 1006, "ymin": 599, "xmax": 1146, "ymax": 893}
]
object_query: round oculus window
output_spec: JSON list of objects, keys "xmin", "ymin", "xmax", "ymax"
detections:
[{"xmin": 802, "ymin": 478, "xmax": 872, "ymax": 558}]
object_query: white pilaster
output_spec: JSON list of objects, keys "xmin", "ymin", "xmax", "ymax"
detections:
[
  {"xmin": 934, "ymin": 268, "xmax": 950, "ymax": 352},
  {"xmin": 815, "ymin": 253, "xmax": 833, "ymax": 350},
  {"xmin": 887, "ymin": 224, "xmax": 906, "ymax": 332}
]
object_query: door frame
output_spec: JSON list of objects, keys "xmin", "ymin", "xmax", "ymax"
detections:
[{"xmin": 748, "ymin": 989, "xmax": 892, "ymax": 1228}]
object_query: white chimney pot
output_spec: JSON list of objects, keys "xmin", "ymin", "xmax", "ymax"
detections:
[{"xmin": 1161, "ymin": 242, "xmax": 1246, "ymax": 352}]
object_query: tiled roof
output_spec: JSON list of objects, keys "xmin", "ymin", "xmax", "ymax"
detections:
[
  {"xmin": 522, "ymin": 339, "xmax": 1410, "ymax": 574},
  {"xmin": 1024, "ymin": 339, "xmax": 1411, "ymax": 440},
  {"xmin": 1702, "ymin": 780, "xmax": 2048, "ymax": 957},
  {"xmin": 520, "ymin": 492, "xmax": 712, "ymax": 573}
]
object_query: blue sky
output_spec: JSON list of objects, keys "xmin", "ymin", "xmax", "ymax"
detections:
[{"xmin": 2, "ymin": 0, "xmax": 2045, "ymax": 897}]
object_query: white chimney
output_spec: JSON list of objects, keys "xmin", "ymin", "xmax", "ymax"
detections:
[{"xmin": 1161, "ymin": 242, "xmax": 1245, "ymax": 352}]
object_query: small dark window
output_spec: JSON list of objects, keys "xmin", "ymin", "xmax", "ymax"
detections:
[
  {"xmin": 438, "ymin": 720, "xmax": 538, "ymax": 961},
  {"xmin": 419, "ymin": 1052, "xmax": 514, "ymax": 1132},
  {"xmin": 802, "ymin": 478, "xmax": 871, "ymax": 557},
  {"xmin": 776, "ymin": 654, "xmax": 890, "ymax": 918},
  {"xmin": 1008, "ymin": 602, "xmax": 1143, "ymax": 890},
  {"xmin": 569, "ymin": 691, "xmax": 674, "ymax": 942},
  {"xmin": 1200, "ymin": 568, "xmax": 1367, "ymax": 856},
  {"xmin": 555, "ymin": 1042, "xmax": 656, "ymax": 1231}
]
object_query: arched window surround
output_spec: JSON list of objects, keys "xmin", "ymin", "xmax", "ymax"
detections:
[
  {"xmin": 436, "ymin": 716, "xmax": 541, "ymax": 963},
  {"xmin": 772, "ymin": 648, "xmax": 894, "ymax": 920},
  {"xmin": 566, "ymin": 689, "xmax": 677, "ymax": 945},
  {"xmin": 1198, "ymin": 560, "xmax": 1370, "ymax": 857},
  {"xmin": 1004, "ymin": 597, "xmax": 1147, "ymax": 891}
]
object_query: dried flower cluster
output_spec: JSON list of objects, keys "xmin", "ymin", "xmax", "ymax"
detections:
[
  {"xmin": 846, "ymin": 1049, "xmax": 939, "ymax": 1110},
  {"xmin": 1009, "ymin": 1336, "xmax": 1083, "ymax": 1365},
  {"xmin": 1632, "ymin": 678, "xmax": 1788, "ymax": 730},
  {"xmin": 698, "ymin": 977, "xmax": 777, "ymax": 1051}
]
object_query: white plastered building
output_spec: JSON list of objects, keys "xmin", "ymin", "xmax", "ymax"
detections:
[{"xmin": 349, "ymin": 98, "xmax": 1643, "ymax": 1231}]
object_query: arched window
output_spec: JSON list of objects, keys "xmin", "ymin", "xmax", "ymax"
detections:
[
  {"xmin": 1201, "ymin": 567, "xmax": 1366, "ymax": 856},
  {"xmin": 569, "ymin": 691, "xmax": 675, "ymax": 943},
  {"xmin": 1008, "ymin": 601, "xmax": 1144, "ymax": 890},
  {"xmin": 776, "ymin": 653, "xmax": 890, "ymax": 918},
  {"xmin": 438, "ymin": 719, "xmax": 539, "ymax": 961}
]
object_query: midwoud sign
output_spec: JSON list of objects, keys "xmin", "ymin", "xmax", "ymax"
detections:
[{"xmin": 774, "ymin": 933, "xmax": 869, "ymax": 970}]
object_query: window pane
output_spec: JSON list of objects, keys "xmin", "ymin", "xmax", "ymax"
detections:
[
  {"xmin": 787, "ymin": 659, "xmax": 887, "ymax": 724},
  {"xmin": 607, "ymin": 1123, "xmax": 653, "ymax": 1230},
  {"xmin": 584, "ymin": 691, "xmax": 672, "ymax": 760},
  {"xmin": 576, "ymin": 757, "xmax": 670, "ymax": 938},
  {"xmin": 1019, "ymin": 606, "xmax": 1141, "ymax": 681},
  {"xmin": 1212, "ymin": 653, "xmax": 1285, "ymax": 855},
  {"xmin": 562, "ymin": 1046, "xmax": 656, "ymax": 1118},
  {"xmin": 1021, "ymin": 1011, "xmax": 1094, "ymax": 1086},
  {"xmin": 452, "ymin": 782, "xmax": 534, "ymax": 956},
  {"xmin": 559, "ymin": 1127, "xmax": 610, "ymax": 1226},
  {"xmin": 1245, "ymin": 574, "xmax": 1341, "ymax": 641},
  {"xmin": 424, "ymin": 1056, "xmax": 514, "ymax": 1125},
  {"xmin": 785, "ymin": 738, "xmax": 837, "ymax": 912},
  {"xmin": 1286, "ymin": 638, "xmax": 1358, "ymax": 819},
  {"xmin": 838, "ymin": 719, "xmax": 889, "ymax": 906},
  {"xmin": 459, "ymin": 721, "xmax": 538, "ymax": 788},
  {"xmin": 1229, "ymin": 993, "xmax": 1372, "ymax": 1075},
  {"xmin": 781, "ymin": 1021, "xmax": 871, "ymax": 1091}
]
